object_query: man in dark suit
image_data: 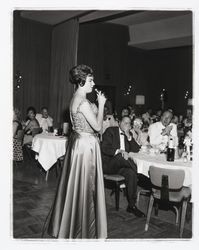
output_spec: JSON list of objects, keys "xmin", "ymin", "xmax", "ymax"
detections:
[{"xmin": 101, "ymin": 116, "xmax": 145, "ymax": 217}]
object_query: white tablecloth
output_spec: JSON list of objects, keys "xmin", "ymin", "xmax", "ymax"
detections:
[
  {"xmin": 32, "ymin": 133, "xmax": 68, "ymax": 171},
  {"xmin": 129, "ymin": 152, "xmax": 192, "ymax": 187}
]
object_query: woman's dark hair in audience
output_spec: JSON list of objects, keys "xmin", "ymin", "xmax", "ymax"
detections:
[
  {"xmin": 167, "ymin": 108, "xmax": 174, "ymax": 114},
  {"xmin": 113, "ymin": 110, "xmax": 119, "ymax": 121},
  {"xmin": 69, "ymin": 64, "xmax": 93, "ymax": 87},
  {"xmin": 121, "ymin": 106, "xmax": 130, "ymax": 118},
  {"xmin": 142, "ymin": 120, "xmax": 150, "ymax": 132},
  {"xmin": 156, "ymin": 108, "xmax": 162, "ymax": 117},
  {"xmin": 26, "ymin": 107, "xmax": 37, "ymax": 121},
  {"xmin": 26, "ymin": 106, "xmax": 36, "ymax": 115},
  {"xmin": 14, "ymin": 107, "xmax": 22, "ymax": 122}
]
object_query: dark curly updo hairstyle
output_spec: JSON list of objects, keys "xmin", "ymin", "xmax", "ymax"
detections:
[
  {"xmin": 69, "ymin": 64, "xmax": 93, "ymax": 87},
  {"xmin": 26, "ymin": 106, "xmax": 36, "ymax": 115}
]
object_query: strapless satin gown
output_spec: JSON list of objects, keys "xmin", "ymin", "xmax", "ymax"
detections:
[{"xmin": 47, "ymin": 100, "xmax": 107, "ymax": 239}]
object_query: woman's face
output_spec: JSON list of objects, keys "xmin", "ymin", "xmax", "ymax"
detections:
[
  {"xmin": 133, "ymin": 119, "xmax": 143, "ymax": 130},
  {"xmin": 121, "ymin": 109, "xmax": 129, "ymax": 117},
  {"xmin": 28, "ymin": 110, "xmax": 35, "ymax": 120},
  {"xmin": 84, "ymin": 75, "xmax": 95, "ymax": 93}
]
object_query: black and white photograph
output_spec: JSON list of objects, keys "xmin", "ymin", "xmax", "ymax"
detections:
[{"xmin": 1, "ymin": 0, "xmax": 199, "ymax": 249}]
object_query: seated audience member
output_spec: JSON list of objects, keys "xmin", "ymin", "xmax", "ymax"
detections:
[
  {"xmin": 129, "ymin": 109, "xmax": 136, "ymax": 121},
  {"xmin": 184, "ymin": 126, "xmax": 192, "ymax": 145},
  {"xmin": 101, "ymin": 106, "xmax": 118, "ymax": 136},
  {"xmin": 178, "ymin": 114, "xmax": 184, "ymax": 128},
  {"xmin": 171, "ymin": 115, "xmax": 179, "ymax": 125},
  {"xmin": 168, "ymin": 108, "xmax": 174, "ymax": 114},
  {"xmin": 23, "ymin": 106, "xmax": 40, "ymax": 145},
  {"xmin": 183, "ymin": 108, "xmax": 192, "ymax": 129},
  {"xmin": 101, "ymin": 116, "xmax": 145, "ymax": 217},
  {"xmin": 148, "ymin": 110, "xmax": 178, "ymax": 150},
  {"xmin": 128, "ymin": 105, "xmax": 136, "ymax": 121},
  {"xmin": 142, "ymin": 108, "xmax": 153, "ymax": 125},
  {"xmin": 121, "ymin": 107, "xmax": 130, "ymax": 118},
  {"xmin": 130, "ymin": 117, "xmax": 149, "ymax": 146},
  {"xmin": 179, "ymin": 125, "xmax": 192, "ymax": 153},
  {"xmin": 36, "ymin": 106, "xmax": 53, "ymax": 132},
  {"xmin": 127, "ymin": 105, "xmax": 133, "ymax": 112},
  {"xmin": 149, "ymin": 109, "xmax": 162, "ymax": 123},
  {"xmin": 155, "ymin": 109, "xmax": 162, "ymax": 121},
  {"xmin": 176, "ymin": 114, "xmax": 184, "ymax": 139},
  {"xmin": 13, "ymin": 108, "xmax": 23, "ymax": 162}
]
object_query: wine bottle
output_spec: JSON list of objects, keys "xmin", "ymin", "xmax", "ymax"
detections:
[{"xmin": 167, "ymin": 136, "xmax": 175, "ymax": 161}]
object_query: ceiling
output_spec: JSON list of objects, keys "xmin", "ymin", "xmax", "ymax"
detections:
[
  {"xmin": 107, "ymin": 10, "xmax": 190, "ymax": 26},
  {"xmin": 19, "ymin": 10, "xmax": 192, "ymax": 50}
]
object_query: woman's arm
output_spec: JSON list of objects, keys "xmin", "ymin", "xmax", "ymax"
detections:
[
  {"xmin": 24, "ymin": 120, "xmax": 31, "ymax": 133},
  {"xmin": 13, "ymin": 121, "xmax": 18, "ymax": 137},
  {"xmin": 24, "ymin": 119, "xmax": 39, "ymax": 133}
]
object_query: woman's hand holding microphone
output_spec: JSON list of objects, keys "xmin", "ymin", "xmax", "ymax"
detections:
[{"xmin": 95, "ymin": 89, "xmax": 106, "ymax": 106}]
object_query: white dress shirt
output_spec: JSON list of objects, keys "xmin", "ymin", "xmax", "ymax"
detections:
[
  {"xmin": 36, "ymin": 113, "xmax": 53, "ymax": 132},
  {"xmin": 115, "ymin": 128, "xmax": 127, "ymax": 155},
  {"xmin": 148, "ymin": 121, "xmax": 178, "ymax": 147},
  {"xmin": 119, "ymin": 128, "xmax": 125, "ymax": 150}
]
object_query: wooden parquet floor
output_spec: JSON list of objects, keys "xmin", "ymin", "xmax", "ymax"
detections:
[{"xmin": 12, "ymin": 156, "xmax": 192, "ymax": 239}]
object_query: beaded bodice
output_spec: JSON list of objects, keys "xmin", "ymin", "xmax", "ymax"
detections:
[{"xmin": 70, "ymin": 100, "xmax": 98, "ymax": 134}]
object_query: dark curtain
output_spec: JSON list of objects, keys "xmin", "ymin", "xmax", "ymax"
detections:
[
  {"xmin": 13, "ymin": 11, "xmax": 52, "ymax": 118},
  {"xmin": 49, "ymin": 19, "xmax": 79, "ymax": 126}
]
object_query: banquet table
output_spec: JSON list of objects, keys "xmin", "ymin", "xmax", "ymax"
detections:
[
  {"xmin": 32, "ymin": 133, "xmax": 68, "ymax": 172},
  {"xmin": 129, "ymin": 151, "xmax": 192, "ymax": 187}
]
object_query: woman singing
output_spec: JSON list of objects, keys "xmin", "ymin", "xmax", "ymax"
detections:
[{"xmin": 47, "ymin": 64, "xmax": 107, "ymax": 239}]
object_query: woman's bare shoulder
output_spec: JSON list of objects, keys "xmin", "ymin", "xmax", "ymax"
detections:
[{"xmin": 70, "ymin": 96, "xmax": 89, "ymax": 113}]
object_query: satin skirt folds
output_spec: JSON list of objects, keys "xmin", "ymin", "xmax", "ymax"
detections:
[{"xmin": 47, "ymin": 131, "xmax": 107, "ymax": 239}]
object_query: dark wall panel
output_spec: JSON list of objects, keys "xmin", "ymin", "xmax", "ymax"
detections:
[
  {"xmin": 127, "ymin": 46, "xmax": 192, "ymax": 115},
  {"xmin": 77, "ymin": 23, "xmax": 129, "ymax": 112}
]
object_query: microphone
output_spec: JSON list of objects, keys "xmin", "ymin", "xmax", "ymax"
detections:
[
  {"xmin": 94, "ymin": 88, "xmax": 107, "ymax": 104},
  {"xmin": 94, "ymin": 88, "xmax": 106, "ymax": 97},
  {"xmin": 94, "ymin": 88, "xmax": 100, "ymax": 95}
]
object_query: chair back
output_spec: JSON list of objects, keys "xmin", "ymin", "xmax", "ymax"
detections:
[
  {"xmin": 149, "ymin": 166, "xmax": 185, "ymax": 190},
  {"xmin": 32, "ymin": 127, "xmax": 42, "ymax": 137}
]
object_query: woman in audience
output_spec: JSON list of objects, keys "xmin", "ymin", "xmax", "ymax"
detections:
[
  {"xmin": 46, "ymin": 64, "xmax": 107, "ymax": 239},
  {"xmin": 155, "ymin": 109, "xmax": 162, "ymax": 121},
  {"xmin": 178, "ymin": 114, "xmax": 184, "ymax": 128},
  {"xmin": 183, "ymin": 108, "xmax": 192, "ymax": 129},
  {"xmin": 130, "ymin": 117, "xmax": 149, "ymax": 146},
  {"xmin": 142, "ymin": 108, "xmax": 153, "ymax": 125},
  {"xmin": 13, "ymin": 108, "xmax": 23, "ymax": 162},
  {"xmin": 23, "ymin": 106, "xmax": 40, "ymax": 145},
  {"xmin": 129, "ymin": 108, "xmax": 136, "ymax": 121},
  {"xmin": 171, "ymin": 115, "xmax": 179, "ymax": 125},
  {"xmin": 121, "ymin": 106, "xmax": 130, "ymax": 118}
]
